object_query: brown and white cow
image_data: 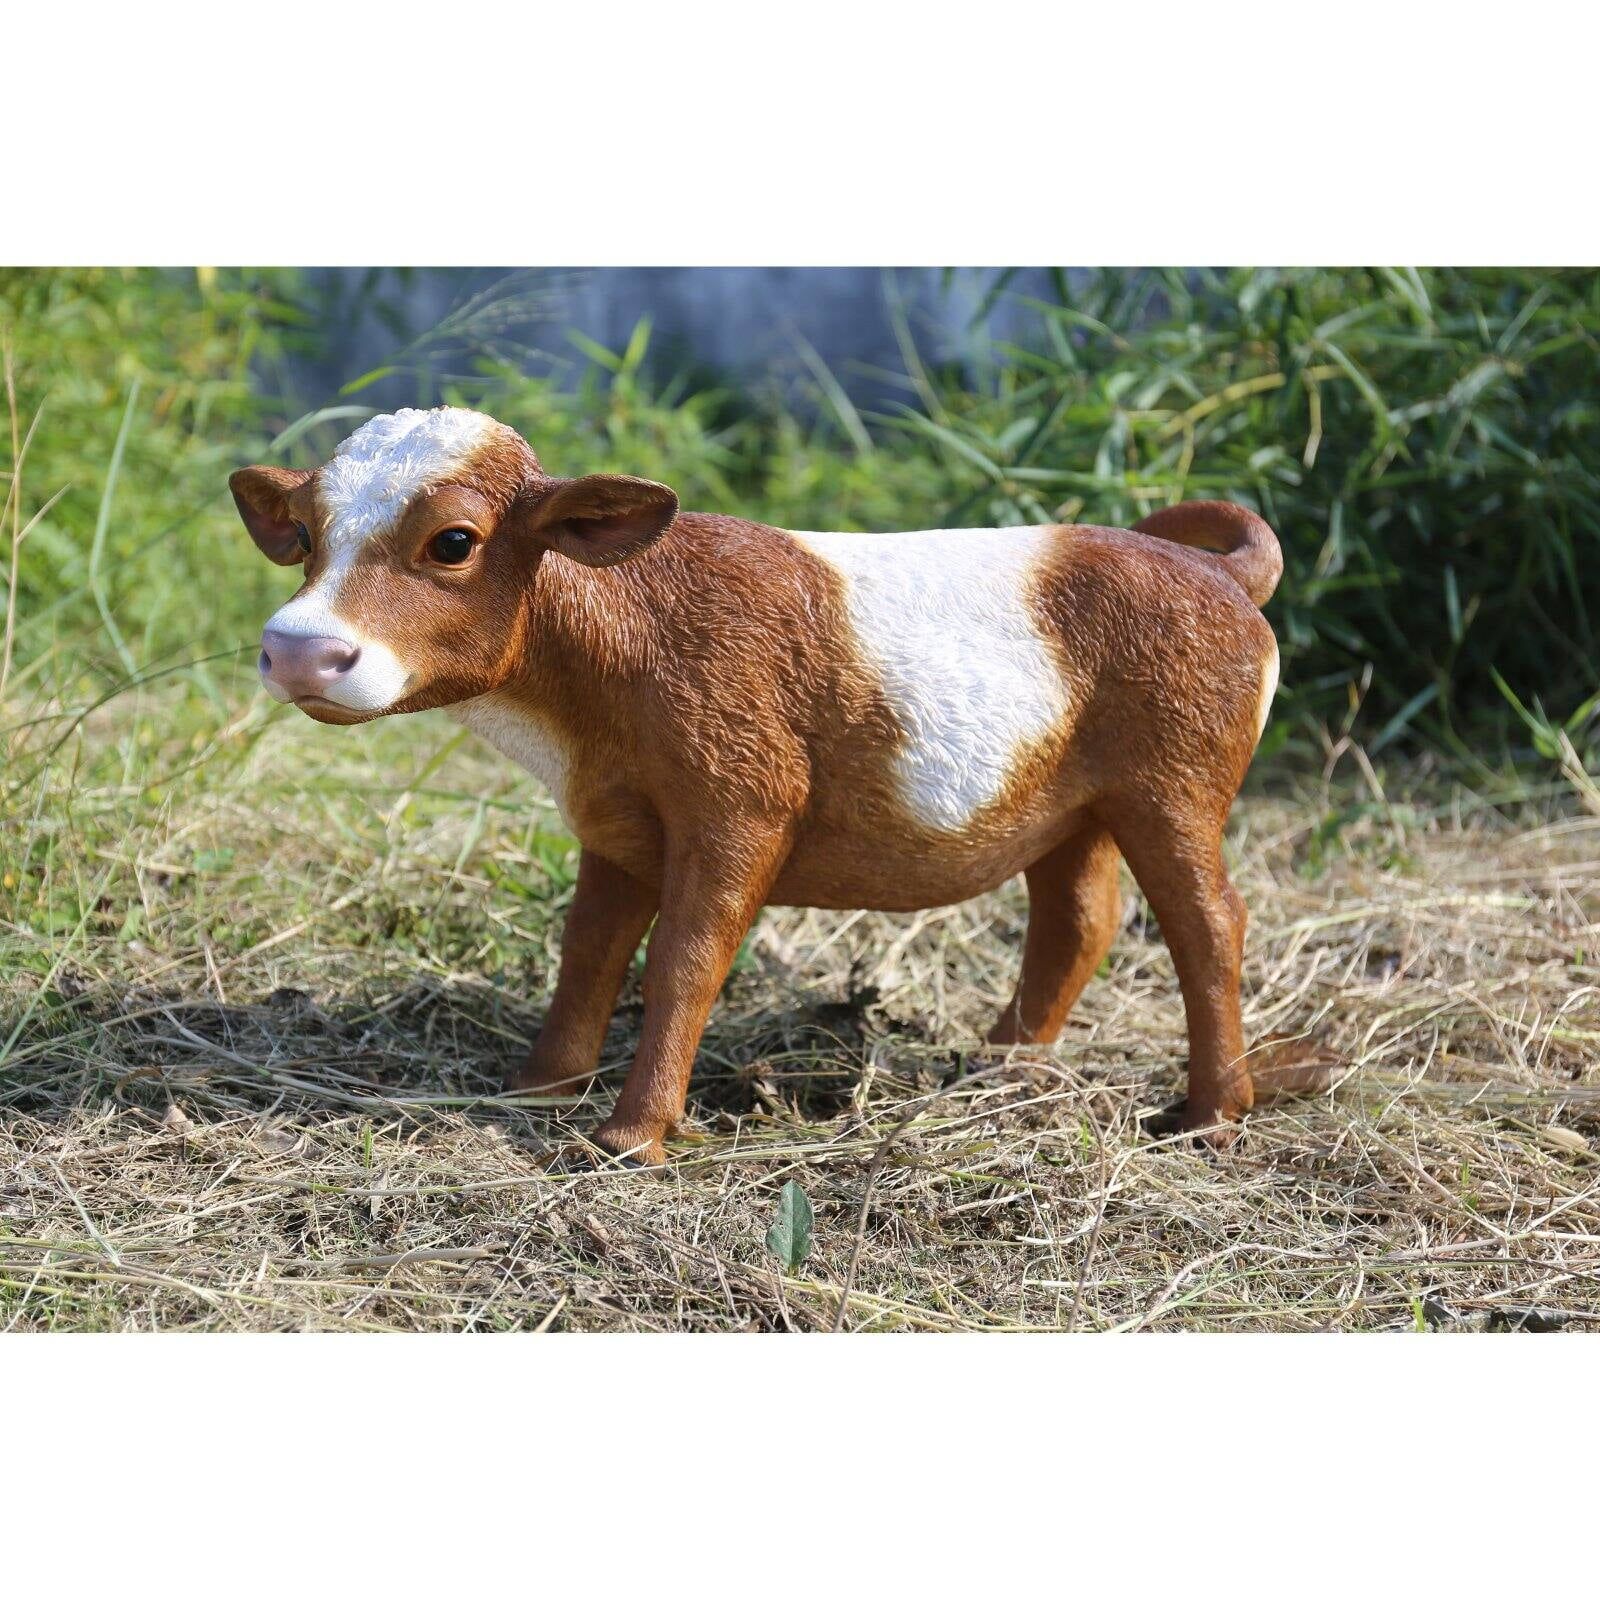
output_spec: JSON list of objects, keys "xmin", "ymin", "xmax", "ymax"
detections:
[{"xmin": 232, "ymin": 405, "xmax": 1298, "ymax": 1165}]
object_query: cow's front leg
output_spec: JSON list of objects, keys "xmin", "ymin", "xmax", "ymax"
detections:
[
  {"xmin": 507, "ymin": 848, "xmax": 658, "ymax": 1097},
  {"xmin": 591, "ymin": 824, "xmax": 790, "ymax": 1165}
]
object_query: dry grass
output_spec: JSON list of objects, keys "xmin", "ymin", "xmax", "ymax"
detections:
[{"xmin": 3, "ymin": 692, "xmax": 1599, "ymax": 1331}]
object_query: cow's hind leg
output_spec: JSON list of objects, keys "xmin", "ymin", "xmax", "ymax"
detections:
[
  {"xmin": 989, "ymin": 824, "xmax": 1124, "ymax": 1046},
  {"xmin": 1104, "ymin": 802, "xmax": 1253, "ymax": 1140}
]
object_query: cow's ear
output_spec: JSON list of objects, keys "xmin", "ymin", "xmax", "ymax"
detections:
[
  {"xmin": 230, "ymin": 466, "xmax": 312, "ymax": 565},
  {"xmin": 513, "ymin": 473, "xmax": 678, "ymax": 568}
]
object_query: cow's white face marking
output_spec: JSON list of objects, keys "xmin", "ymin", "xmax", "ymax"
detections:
[
  {"xmin": 318, "ymin": 407, "xmax": 499, "ymax": 544},
  {"xmin": 790, "ymin": 526, "xmax": 1069, "ymax": 832},
  {"xmin": 448, "ymin": 694, "xmax": 572, "ymax": 823},
  {"xmin": 261, "ymin": 407, "xmax": 499, "ymax": 713}
]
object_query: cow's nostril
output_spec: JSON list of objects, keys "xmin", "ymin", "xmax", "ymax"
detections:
[{"xmin": 260, "ymin": 630, "xmax": 364, "ymax": 699}]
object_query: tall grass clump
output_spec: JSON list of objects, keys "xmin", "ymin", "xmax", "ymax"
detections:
[{"xmin": 0, "ymin": 268, "xmax": 303, "ymax": 698}]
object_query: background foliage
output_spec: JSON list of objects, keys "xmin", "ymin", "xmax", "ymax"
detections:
[{"xmin": 3, "ymin": 265, "xmax": 1597, "ymax": 772}]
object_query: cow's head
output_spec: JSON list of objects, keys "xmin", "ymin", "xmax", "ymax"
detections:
[{"xmin": 230, "ymin": 407, "xmax": 677, "ymax": 723}]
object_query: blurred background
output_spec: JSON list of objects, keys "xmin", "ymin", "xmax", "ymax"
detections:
[{"xmin": 2, "ymin": 265, "xmax": 1597, "ymax": 776}]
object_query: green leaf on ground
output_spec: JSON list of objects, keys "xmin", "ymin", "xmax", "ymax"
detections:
[{"xmin": 765, "ymin": 1180, "xmax": 814, "ymax": 1271}]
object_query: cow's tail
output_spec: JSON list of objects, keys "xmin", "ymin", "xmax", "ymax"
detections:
[{"xmin": 1132, "ymin": 501, "xmax": 1282, "ymax": 607}]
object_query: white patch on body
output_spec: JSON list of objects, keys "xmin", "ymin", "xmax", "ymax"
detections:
[
  {"xmin": 262, "ymin": 407, "xmax": 498, "ymax": 713},
  {"xmin": 789, "ymin": 526, "xmax": 1069, "ymax": 831},
  {"xmin": 1255, "ymin": 642, "xmax": 1280, "ymax": 744},
  {"xmin": 449, "ymin": 694, "xmax": 572, "ymax": 823}
]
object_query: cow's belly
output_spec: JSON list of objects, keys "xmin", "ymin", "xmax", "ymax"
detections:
[{"xmin": 769, "ymin": 812, "xmax": 1072, "ymax": 910}]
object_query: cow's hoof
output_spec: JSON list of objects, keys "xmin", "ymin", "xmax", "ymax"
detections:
[
  {"xmin": 589, "ymin": 1123, "xmax": 669, "ymax": 1168},
  {"xmin": 1142, "ymin": 1100, "xmax": 1244, "ymax": 1150}
]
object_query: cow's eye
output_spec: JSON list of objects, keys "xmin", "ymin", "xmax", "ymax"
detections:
[
  {"xmin": 429, "ymin": 527, "xmax": 476, "ymax": 566},
  {"xmin": 294, "ymin": 523, "xmax": 312, "ymax": 554}
]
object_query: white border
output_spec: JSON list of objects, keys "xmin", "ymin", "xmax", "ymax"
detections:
[
  {"xmin": 8, "ymin": 3, "xmax": 1597, "ymax": 264},
  {"xmin": 3, "ymin": 1336, "xmax": 1595, "ymax": 1590}
]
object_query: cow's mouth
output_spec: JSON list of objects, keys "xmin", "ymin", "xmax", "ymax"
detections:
[{"xmin": 293, "ymin": 695, "xmax": 376, "ymax": 726}]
